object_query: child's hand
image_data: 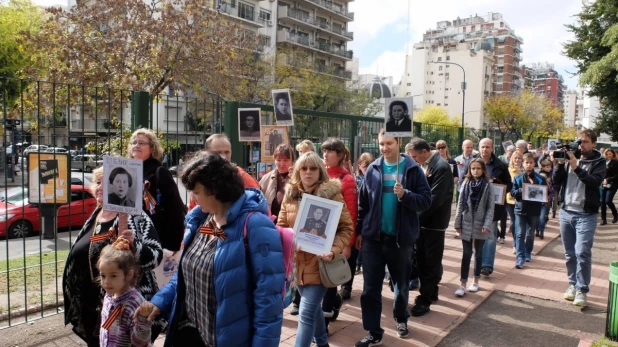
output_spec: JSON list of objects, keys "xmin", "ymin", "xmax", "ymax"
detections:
[
  {"xmin": 481, "ymin": 228, "xmax": 490, "ymax": 234},
  {"xmin": 455, "ymin": 228, "xmax": 462, "ymax": 234},
  {"xmin": 134, "ymin": 302, "xmax": 160, "ymax": 322}
]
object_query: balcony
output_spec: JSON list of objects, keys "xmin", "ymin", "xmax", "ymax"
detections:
[
  {"xmin": 276, "ymin": 30, "xmax": 353, "ymax": 60},
  {"xmin": 277, "ymin": 7, "xmax": 353, "ymax": 41},
  {"xmin": 218, "ymin": 2, "xmax": 265, "ymax": 27},
  {"xmin": 305, "ymin": 0, "xmax": 354, "ymax": 22},
  {"xmin": 70, "ymin": 119, "xmax": 116, "ymax": 132},
  {"xmin": 315, "ymin": 64, "xmax": 352, "ymax": 79}
]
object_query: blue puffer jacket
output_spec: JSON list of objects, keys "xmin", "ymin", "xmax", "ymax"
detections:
[{"xmin": 150, "ymin": 188, "xmax": 285, "ymax": 347}]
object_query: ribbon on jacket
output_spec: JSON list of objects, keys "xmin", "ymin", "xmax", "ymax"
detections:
[
  {"xmin": 143, "ymin": 181, "xmax": 157, "ymax": 215},
  {"xmin": 90, "ymin": 228, "xmax": 115, "ymax": 243},
  {"xmin": 200, "ymin": 222, "xmax": 227, "ymax": 242},
  {"xmin": 102, "ymin": 304, "xmax": 124, "ymax": 330}
]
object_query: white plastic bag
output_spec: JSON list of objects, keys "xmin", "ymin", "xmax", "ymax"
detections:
[{"xmin": 154, "ymin": 248, "xmax": 182, "ymax": 289}]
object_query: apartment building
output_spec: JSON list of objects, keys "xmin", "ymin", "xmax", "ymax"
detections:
[
  {"xmin": 523, "ymin": 62, "xmax": 565, "ymax": 107},
  {"xmin": 563, "ymin": 90, "xmax": 577, "ymax": 128},
  {"xmin": 275, "ymin": 0, "xmax": 354, "ymax": 80}
]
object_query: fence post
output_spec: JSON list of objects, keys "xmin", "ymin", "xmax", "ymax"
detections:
[
  {"xmin": 481, "ymin": 129, "xmax": 487, "ymax": 139},
  {"xmin": 131, "ymin": 91, "xmax": 150, "ymax": 130},
  {"xmin": 413, "ymin": 121, "xmax": 422, "ymax": 138},
  {"xmin": 350, "ymin": 120, "xmax": 358, "ymax": 160},
  {"xmin": 224, "ymin": 101, "xmax": 242, "ymax": 165}
]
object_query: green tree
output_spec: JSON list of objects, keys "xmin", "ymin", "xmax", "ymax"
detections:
[
  {"xmin": 563, "ymin": 0, "xmax": 618, "ymax": 140},
  {"xmin": 415, "ymin": 105, "xmax": 461, "ymax": 126}
]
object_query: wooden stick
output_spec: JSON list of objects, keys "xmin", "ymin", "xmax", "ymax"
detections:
[{"xmin": 396, "ymin": 137, "xmax": 401, "ymax": 183}]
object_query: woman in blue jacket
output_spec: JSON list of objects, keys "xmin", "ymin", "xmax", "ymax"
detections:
[{"xmin": 135, "ymin": 151, "xmax": 285, "ymax": 347}]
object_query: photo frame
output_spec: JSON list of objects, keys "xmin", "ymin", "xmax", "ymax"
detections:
[
  {"xmin": 257, "ymin": 162, "xmax": 276, "ymax": 179},
  {"xmin": 272, "ymin": 89, "xmax": 294, "ymax": 126},
  {"xmin": 261, "ymin": 125, "xmax": 289, "ymax": 163},
  {"xmin": 27, "ymin": 152, "xmax": 69, "ymax": 204},
  {"xmin": 102, "ymin": 156, "xmax": 144, "ymax": 215},
  {"xmin": 491, "ymin": 183, "xmax": 506, "ymax": 206},
  {"xmin": 292, "ymin": 194, "xmax": 343, "ymax": 256},
  {"xmin": 384, "ymin": 97, "xmax": 413, "ymax": 137},
  {"xmin": 522, "ymin": 183, "xmax": 548, "ymax": 203},
  {"xmin": 501, "ymin": 140, "xmax": 514, "ymax": 153},
  {"xmin": 547, "ymin": 138, "xmax": 558, "ymax": 151},
  {"xmin": 238, "ymin": 108, "xmax": 262, "ymax": 142}
]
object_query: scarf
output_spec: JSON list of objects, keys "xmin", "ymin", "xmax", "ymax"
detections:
[{"xmin": 462, "ymin": 178, "xmax": 487, "ymax": 214}]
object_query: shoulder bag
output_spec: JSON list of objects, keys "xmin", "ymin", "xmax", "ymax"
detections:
[{"xmin": 318, "ymin": 254, "xmax": 352, "ymax": 288}]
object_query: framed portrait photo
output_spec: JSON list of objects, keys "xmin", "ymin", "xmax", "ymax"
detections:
[
  {"xmin": 501, "ymin": 140, "xmax": 514, "ymax": 153},
  {"xmin": 522, "ymin": 183, "xmax": 548, "ymax": 203},
  {"xmin": 491, "ymin": 183, "xmax": 507, "ymax": 206},
  {"xmin": 547, "ymin": 138, "xmax": 558, "ymax": 151},
  {"xmin": 102, "ymin": 156, "xmax": 144, "ymax": 215},
  {"xmin": 272, "ymin": 89, "xmax": 294, "ymax": 126},
  {"xmin": 292, "ymin": 194, "xmax": 343, "ymax": 256},
  {"xmin": 384, "ymin": 98, "xmax": 413, "ymax": 137},
  {"xmin": 238, "ymin": 108, "xmax": 262, "ymax": 142},
  {"xmin": 261, "ymin": 125, "xmax": 289, "ymax": 163}
]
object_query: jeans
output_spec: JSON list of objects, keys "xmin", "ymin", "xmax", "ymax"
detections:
[
  {"xmin": 461, "ymin": 238, "xmax": 486, "ymax": 282},
  {"xmin": 601, "ymin": 188, "xmax": 618, "ymax": 221},
  {"xmin": 506, "ymin": 204, "xmax": 516, "ymax": 247},
  {"xmin": 560, "ymin": 209, "xmax": 597, "ymax": 293},
  {"xmin": 360, "ymin": 235, "xmax": 412, "ymax": 338},
  {"xmin": 296, "ymin": 284, "xmax": 329, "ymax": 347},
  {"xmin": 515, "ymin": 214, "xmax": 538, "ymax": 261},
  {"xmin": 481, "ymin": 221, "xmax": 499, "ymax": 272},
  {"xmin": 537, "ymin": 205, "xmax": 549, "ymax": 233},
  {"xmin": 415, "ymin": 228, "xmax": 446, "ymax": 307}
]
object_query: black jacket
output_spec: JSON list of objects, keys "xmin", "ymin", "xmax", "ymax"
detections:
[
  {"xmin": 606, "ymin": 159, "xmax": 618, "ymax": 190},
  {"xmin": 474, "ymin": 153, "xmax": 512, "ymax": 221},
  {"xmin": 418, "ymin": 153, "xmax": 454, "ymax": 230},
  {"xmin": 385, "ymin": 118, "xmax": 412, "ymax": 133},
  {"xmin": 553, "ymin": 149, "xmax": 606, "ymax": 214},
  {"xmin": 143, "ymin": 156, "xmax": 187, "ymax": 251}
]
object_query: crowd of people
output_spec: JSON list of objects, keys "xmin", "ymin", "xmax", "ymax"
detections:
[{"xmin": 60, "ymin": 126, "xmax": 616, "ymax": 347}]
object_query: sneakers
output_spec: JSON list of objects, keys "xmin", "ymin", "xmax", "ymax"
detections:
[
  {"xmin": 515, "ymin": 259, "xmax": 524, "ymax": 269},
  {"xmin": 563, "ymin": 285, "xmax": 576, "ymax": 301},
  {"xmin": 355, "ymin": 264, "xmax": 362, "ymax": 274},
  {"xmin": 455, "ymin": 286, "xmax": 466, "ymax": 297},
  {"xmin": 410, "ymin": 303, "xmax": 430, "ymax": 317},
  {"xmin": 525, "ymin": 255, "xmax": 532, "ymax": 262},
  {"xmin": 480, "ymin": 268, "xmax": 491, "ymax": 277},
  {"xmin": 339, "ymin": 287, "xmax": 351, "ymax": 301},
  {"xmin": 499, "ymin": 237, "xmax": 505, "ymax": 244},
  {"xmin": 396, "ymin": 322, "xmax": 409, "ymax": 338},
  {"xmin": 468, "ymin": 283, "xmax": 480, "ymax": 292},
  {"xmin": 355, "ymin": 333, "xmax": 383, "ymax": 347},
  {"xmin": 290, "ymin": 303, "xmax": 299, "ymax": 315},
  {"xmin": 331, "ymin": 292, "xmax": 343, "ymax": 321},
  {"xmin": 573, "ymin": 291, "xmax": 587, "ymax": 307}
]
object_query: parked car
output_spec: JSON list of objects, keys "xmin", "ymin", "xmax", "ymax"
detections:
[
  {"xmin": 71, "ymin": 155, "xmax": 97, "ymax": 172},
  {"xmin": 71, "ymin": 172, "xmax": 93, "ymax": 186},
  {"xmin": 23, "ymin": 145, "xmax": 48, "ymax": 157},
  {"xmin": 45, "ymin": 147, "xmax": 68, "ymax": 153},
  {"xmin": 0, "ymin": 185, "xmax": 97, "ymax": 238}
]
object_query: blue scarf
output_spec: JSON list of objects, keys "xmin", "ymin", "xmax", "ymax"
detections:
[{"xmin": 462, "ymin": 178, "xmax": 487, "ymax": 214}]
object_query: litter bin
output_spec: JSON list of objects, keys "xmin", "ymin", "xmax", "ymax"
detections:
[{"xmin": 605, "ymin": 262, "xmax": 618, "ymax": 340}]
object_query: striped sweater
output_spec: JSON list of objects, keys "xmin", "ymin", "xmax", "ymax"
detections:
[{"xmin": 100, "ymin": 288, "xmax": 151, "ymax": 347}]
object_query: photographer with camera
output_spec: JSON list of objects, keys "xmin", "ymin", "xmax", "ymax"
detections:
[{"xmin": 552, "ymin": 129, "xmax": 605, "ymax": 308}]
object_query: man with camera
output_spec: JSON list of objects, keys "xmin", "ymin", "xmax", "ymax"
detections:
[{"xmin": 552, "ymin": 129, "xmax": 605, "ymax": 307}]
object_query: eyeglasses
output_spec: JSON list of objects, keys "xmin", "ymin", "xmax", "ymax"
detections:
[
  {"xmin": 300, "ymin": 166, "xmax": 319, "ymax": 172},
  {"xmin": 131, "ymin": 140, "xmax": 151, "ymax": 147}
]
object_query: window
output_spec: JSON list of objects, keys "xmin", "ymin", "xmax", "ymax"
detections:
[
  {"xmin": 71, "ymin": 190, "xmax": 85, "ymax": 201},
  {"xmin": 406, "ymin": 92, "xmax": 411, "ymax": 96},
  {"xmin": 259, "ymin": 10, "xmax": 271, "ymax": 21},
  {"xmin": 407, "ymin": 83, "xmax": 411, "ymax": 86},
  {"xmin": 446, "ymin": 56, "xmax": 450, "ymax": 61},
  {"xmin": 238, "ymin": 2, "xmax": 255, "ymax": 21},
  {"xmin": 439, "ymin": 66, "xmax": 443, "ymax": 71},
  {"xmin": 437, "ymin": 57, "xmax": 442, "ymax": 61},
  {"xmin": 437, "ymin": 103, "xmax": 441, "ymax": 106}
]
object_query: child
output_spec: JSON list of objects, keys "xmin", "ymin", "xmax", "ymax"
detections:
[
  {"xmin": 536, "ymin": 160, "xmax": 555, "ymax": 239},
  {"xmin": 511, "ymin": 153, "xmax": 548, "ymax": 269},
  {"xmin": 454, "ymin": 159, "xmax": 495, "ymax": 297},
  {"xmin": 97, "ymin": 237, "xmax": 152, "ymax": 347},
  {"xmin": 507, "ymin": 152, "xmax": 524, "ymax": 254}
]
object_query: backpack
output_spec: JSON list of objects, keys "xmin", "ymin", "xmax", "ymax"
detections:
[{"xmin": 242, "ymin": 212, "xmax": 296, "ymax": 308}]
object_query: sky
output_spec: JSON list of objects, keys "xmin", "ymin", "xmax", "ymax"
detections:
[
  {"xmin": 348, "ymin": 0, "xmax": 584, "ymax": 90},
  {"xmin": 32, "ymin": 0, "xmax": 584, "ymax": 90}
]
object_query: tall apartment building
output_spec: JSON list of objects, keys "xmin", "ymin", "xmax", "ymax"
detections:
[
  {"xmin": 523, "ymin": 62, "xmax": 565, "ymax": 107},
  {"xmin": 275, "ymin": 0, "xmax": 354, "ymax": 80},
  {"xmin": 563, "ymin": 90, "xmax": 578, "ymax": 128}
]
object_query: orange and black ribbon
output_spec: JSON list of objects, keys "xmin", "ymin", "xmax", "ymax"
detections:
[
  {"xmin": 102, "ymin": 304, "xmax": 124, "ymax": 330},
  {"xmin": 90, "ymin": 228, "xmax": 115, "ymax": 243},
  {"xmin": 200, "ymin": 222, "xmax": 227, "ymax": 242},
  {"xmin": 143, "ymin": 182, "xmax": 157, "ymax": 214}
]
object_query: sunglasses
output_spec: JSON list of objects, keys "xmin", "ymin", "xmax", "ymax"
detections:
[
  {"xmin": 437, "ymin": 147, "xmax": 447, "ymax": 150},
  {"xmin": 300, "ymin": 166, "xmax": 319, "ymax": 172}
]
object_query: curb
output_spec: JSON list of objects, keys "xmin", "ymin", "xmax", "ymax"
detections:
[{"xmin": 0, "ymin": 299, "xmax": 63, "ymax": 323}]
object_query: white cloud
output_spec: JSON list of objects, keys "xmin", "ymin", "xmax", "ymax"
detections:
[{"xmin": 358, "ymin": 50, "xmax": 407, "ymax": 85}]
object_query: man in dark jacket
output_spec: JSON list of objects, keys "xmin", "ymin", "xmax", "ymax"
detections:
[
  {"xmin": 355, "ymin": 129, "xmax": 431, "ymax": 346},
  {"xmin": 476, "ymin": 138, "xmax": 513, "ymax": 276},
  {"xmin": 406, "ymin": 138, "xmax": 453, "ymax": 317},
  {"xmin": 552, "ymin": 129, "xmax": 605, "ymax": 308}
]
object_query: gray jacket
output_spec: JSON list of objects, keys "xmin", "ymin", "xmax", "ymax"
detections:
[{"xmin": 454, "ymin": 179, "xmax": 495, "ymax": 241}]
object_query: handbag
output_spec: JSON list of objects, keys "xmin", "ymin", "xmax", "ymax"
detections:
[{"xmin": 318, "ymin": 254, "xmax": 352, "ymax": 288}]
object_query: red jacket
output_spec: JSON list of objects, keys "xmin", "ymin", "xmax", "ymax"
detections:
[{"xmin": 327, "ymin": 165, "xmax": 358, "ymax": 246}]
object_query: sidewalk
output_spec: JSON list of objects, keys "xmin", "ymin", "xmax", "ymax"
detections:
[{"xmin": 0, "ymin": 169, "xmax": 26, "ymax": 188}]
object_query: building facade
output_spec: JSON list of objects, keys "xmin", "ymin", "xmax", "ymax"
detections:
[
  {"xmin": 523, "ymin": 62, "xmax": 565, "ymax": 107},
  {"xmin": 563, "ymin": 90, "xmax": 577, "ymax": 128}
]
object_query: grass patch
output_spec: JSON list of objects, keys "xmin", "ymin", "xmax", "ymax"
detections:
[
  {"xmin": 592, "ymin": 338, "xmax": 618, "ymax": 347},
  {"xmin": 0, "ymin": 250, "xmax": 69, "ymax": 294}
]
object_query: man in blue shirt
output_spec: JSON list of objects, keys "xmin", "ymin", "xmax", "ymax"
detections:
[{"xmin": 354, "ymin": 129, "xmax": 431, "ymax": 347}]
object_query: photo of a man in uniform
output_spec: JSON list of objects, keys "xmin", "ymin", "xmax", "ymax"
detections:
[{"xmin": 301, "ymin": 206, "xmax": 329, "ymax": 238}]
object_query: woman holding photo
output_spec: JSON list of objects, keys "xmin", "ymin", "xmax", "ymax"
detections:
[{"xmin": 277, "ymin": 152, "xmax": 353, "ymax": 347}]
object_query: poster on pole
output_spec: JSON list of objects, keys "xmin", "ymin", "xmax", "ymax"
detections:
[
  {"xmin": 384, "ymin": 98, "xmax": 413, "ymax": 137},
  {"xmin": 261, "ymin": 125, "xmax": 289, "ymax": 163},
  {"xmin": 547, "ymin": 139, "xmax": 558, "ymax": 151},
  {"xmin": 238, "ymin": 108, "xmax": 262, "ymax": 142},
  {"xmin": 272, "ymin": 89, "xmax": 294, "ymax": 126},
  {"xmin": 102, "ymin": 156, "xmax": 143, "ymax": 215},
  {"xmin": 28, "ymin": 153, "xmax": 69, "ymax": 204}
]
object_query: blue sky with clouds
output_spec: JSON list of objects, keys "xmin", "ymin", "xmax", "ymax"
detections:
[{"xmin": 348, "ymin": 0, "xmax": 584, "ymax": 90}]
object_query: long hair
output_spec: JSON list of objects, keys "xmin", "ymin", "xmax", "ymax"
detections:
[
  {"xmin": 356, "ymin": 152, "xmax": 375, "ymax": 176},
  {"xmin": 509, "ymin": 151, "xmax": 523, "ymax": 169},
  {"xmin": 436, "ymin": 140, "xmax": 451, "ymax": 159},
  {"xmin": 465, "ymin": 158, "xmax": 490, "ymax": 182},
  {"xmin": 289, "ymin": 152, "xmax": 329, "ymax": 189}
]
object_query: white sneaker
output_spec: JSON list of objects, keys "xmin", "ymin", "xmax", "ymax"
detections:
[
  {"xmin": 455, "ymin": 286, "xmax": 466, "ymax": 297},
  {"xmin": 573, "ymin": 291, "xmax": 587, "ymax": 307},
  {"xmin": 468, "ymin": 283, "xmax": 480, "ymax": 292},
  {"xmin": 499, "ymin": 238, "xmax": 505, "ymax": 244},
  {"xmin": 563, "ymin": 285, "xmax": 576, "ymax": 301}
]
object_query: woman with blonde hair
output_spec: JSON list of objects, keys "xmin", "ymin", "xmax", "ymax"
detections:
[
  {"xmin": 127, "ymin": 128, "xmax": 186, "ymax": 252},
  {"xmin": 436, "ymin": 140, "xmax": 459, "ymax": 185},
  {"xmin": 296, "ymin": 139, "xmax": 316, "ymax": 156},
  {"xmin": 507, "ymin": 151, "xmax": 524, "ymax": 253},
  {"xmin": 277, "ymin": 152, "xmax": 353, "ymax": 347}
]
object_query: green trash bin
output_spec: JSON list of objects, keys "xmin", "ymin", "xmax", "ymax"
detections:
[{"xmin": 606, "ymin": 262, "xmax": 618, "ymax": 340}]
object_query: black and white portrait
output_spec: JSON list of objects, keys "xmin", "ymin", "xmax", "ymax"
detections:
[
  {"xmin": 547, "ymin": 139, "xmax": 558, "ymax": 151},
  {"xmin": 261, "ymin": 125, "xmax": 288, "ymax": 163},
  {"xmin": 491, "ymin": 183, "xmax": 506, "ymax": 205},
  {"xmin": 272, "ymin": 89, "xmax": 294, "ymax": 126},
  {"xmin": 384, "ymin": 98, "xmax": 413, "ymax": 137},
  {"xmin": 300, "ymin": 205, "xmax": 331, "ymax": 239},
  {"xmin": 523, "ymin": 183, "xmax": 548, "ymax": 203},
  {"xmin": 238, "ymin": 108, "xmax": 262, "ymax": 142},
  {"xmin": 502, "ymin": 140, "xmax": 514, "ymax": 153},
  {"xmin": 103, "ymin": 156, "xmax": 143, "ymax": 215}
]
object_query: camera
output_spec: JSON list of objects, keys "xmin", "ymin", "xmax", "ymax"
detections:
[{"xmin": 554, "ymin": 139, "xmax": 582, "ymax": 159}]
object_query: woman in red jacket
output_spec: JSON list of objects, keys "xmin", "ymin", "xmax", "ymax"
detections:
[{"xmin": 320, "ymin": 138, "xmax": 358, "ymax": 326}]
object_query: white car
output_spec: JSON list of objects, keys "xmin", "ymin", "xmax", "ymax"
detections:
[
  {"xmin": 23, "ymin": 145, "xmax": 48, "ymax": 156},
  {"xmin": 70, "ymin": 172, "xmax": 93, "ymax": 186}
]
